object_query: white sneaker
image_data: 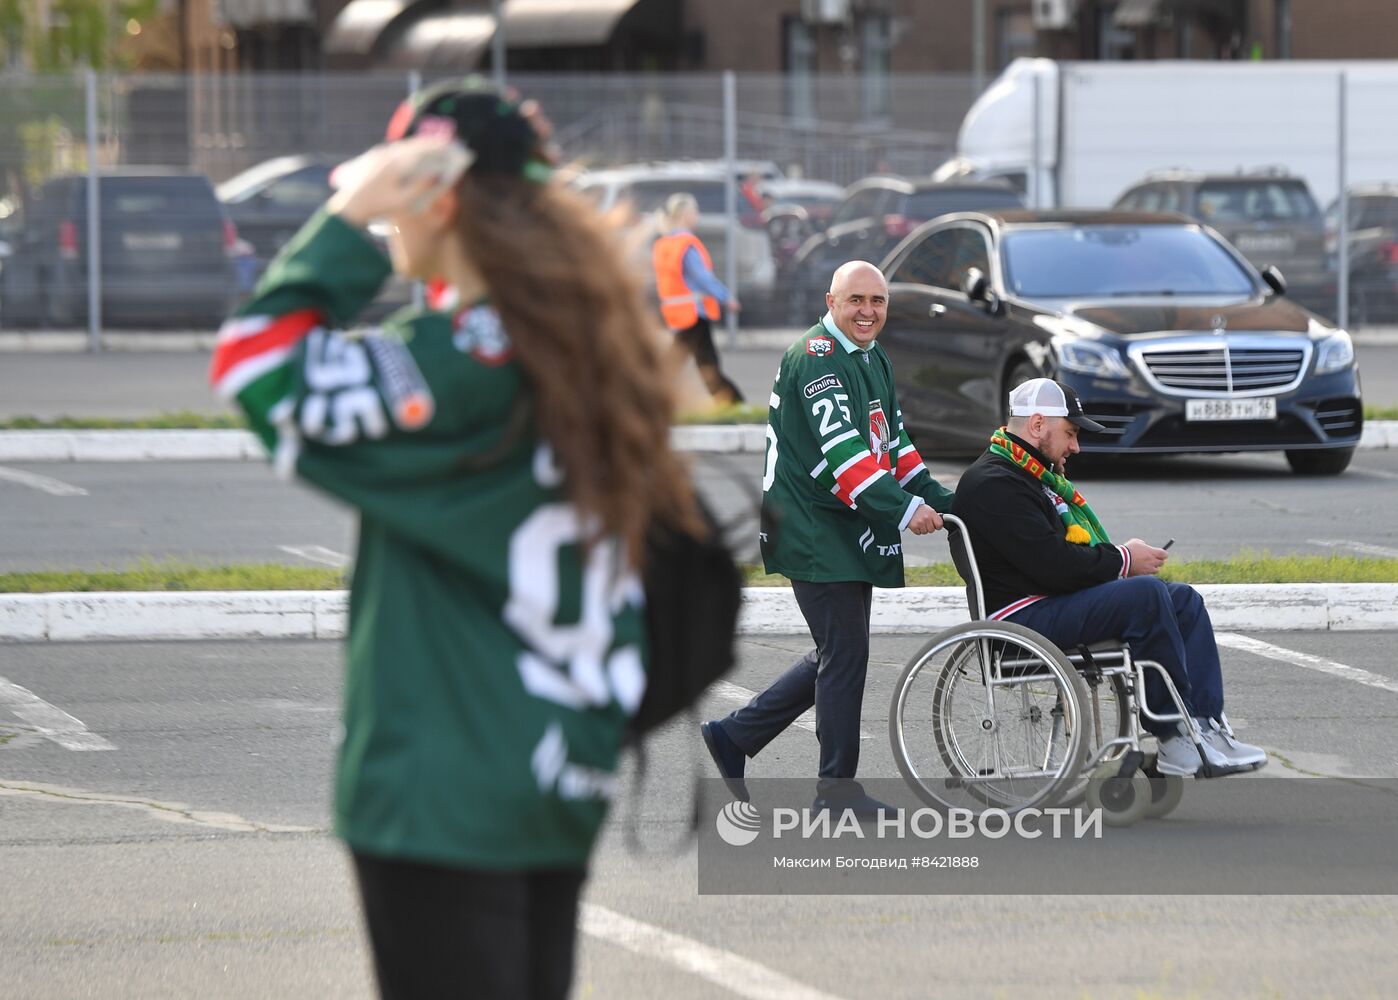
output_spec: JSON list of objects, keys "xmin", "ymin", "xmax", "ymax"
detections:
[
  {"xmin": 1154, "ymin": 730, "xmax": 1203, "ymax": 776},
  {"xmin": 1204, "ymin": 716, "xmax": 1268, "ymax": 769},
  {"xmin": 1186, "ymin": 717, "xmax": 1242, "ymax": 772}
]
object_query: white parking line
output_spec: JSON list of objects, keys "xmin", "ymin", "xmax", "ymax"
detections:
[
  {"xmin": 0, "ymin": 779, "xmax": 312, "ymax": 833},
  {"xmin": 0, "ymin": 677, "xmax": 115, "ymax": 750},
  {"xmin": 0, "ymin": 465, "xmax": 88, "ymax": 496},
  {"xmin": 1216, "ymin": 633, "xmax": 1398, "ymax": 697},
  {"xmin": 278, "ymin": 544, "xmax": 350, "ymax": 568},
  {"xmin": 580, "ymin": 904, "xmax": 847, "ymax": 1000},
  {"xmin": 1307, "ymin": 538, "xmax": 1398, "ymax": 558},
  {"xmin": 711, "ymin": 680, "xmax": 873, "ymax": 740}
]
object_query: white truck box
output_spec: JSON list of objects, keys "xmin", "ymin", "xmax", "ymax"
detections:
[{"xmin": 940, "ymin": 58, "xmax": 1398, "ymax": 210}]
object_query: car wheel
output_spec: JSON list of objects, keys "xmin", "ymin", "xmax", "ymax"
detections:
[{"xmin": 1285, "ymin": 447, "xmax": 1354, "ymax": 476}]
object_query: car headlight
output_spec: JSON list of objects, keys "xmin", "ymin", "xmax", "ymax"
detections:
[
  {"xmin": 1053, "ymin": 338, "xmax": 1130, "ymax": 378},
  {"xmin": 1315, "ymin": 330, "xmax": 1354, "ymax": 374}
]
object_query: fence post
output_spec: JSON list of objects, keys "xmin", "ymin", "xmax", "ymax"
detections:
[
  {"xmin": 408, "ymin": 70, "xmax": 424, "ymax": 311},
  {"xmin": 723, "ymin": 70, "xmax": 738, "ymax": 348},
  {"xmin": 972, "ymin": 0, "xmax": 986, "ymax": 96},
  {"xmin": 492, "ymin": 0, "xmax": 506, "ymax": 89},
  {"xmin": 85, "ymin": 68, "xmax": 102, "ymax": 353},
  {"xmin": 1031, "ymin": 69, "xmax": 1042, "ymax": 210},
  {"xmin": 1337, "ymin": 70, "xmax": 1349, "ymax": 329}
]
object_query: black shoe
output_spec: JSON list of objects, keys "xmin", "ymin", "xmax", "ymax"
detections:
[
  {"xmin": 810, "ymin": 791, "xmax": 895, "ymax": 821},
  {"xmin": 700, "ymin": 721, "xmax": 749, "ymax": 802}
]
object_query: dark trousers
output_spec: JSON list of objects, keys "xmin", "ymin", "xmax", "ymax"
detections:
[
  {"xmin": 718, "ymin": 580, "xmax": 873, "ymax": 795},
  {"xmin": 352, "ymin": 852, "xmax": 585, "ymax": 1000},
  {"xmin": 1006, "ymin": 576, "xmax": 1225, "ymax": 737},
  {"xmin": 674, "ymin": 317, "xmax": 744, "ymax": 404}
]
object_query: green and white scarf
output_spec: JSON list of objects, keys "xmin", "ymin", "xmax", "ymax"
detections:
[{"xmin": 989, "ymin": 428, "xmax": 1111, "ymax": 545}]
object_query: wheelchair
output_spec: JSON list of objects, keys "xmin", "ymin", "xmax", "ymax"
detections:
[{"xmin": 888, "ymin": 514, "xmax": 1243, "ymax": 827}]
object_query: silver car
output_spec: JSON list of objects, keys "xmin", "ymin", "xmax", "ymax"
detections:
[{"xmin": 572, "ymin": 164, "xmax": 778, "ymax": 317}]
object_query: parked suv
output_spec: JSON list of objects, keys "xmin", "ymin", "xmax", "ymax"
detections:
[
  {"xmin": 1325, "ymin": 183, "xmax": 1398, "ymax": 323},
  {"xmin": 784, "ymin": 177, "xmax": 1023, "ymax": 323},
  {"xmin": 0, "ymin": 168, "xmax": 240, "ymax": 329},
  {"xmin": 1114, "ymin": 169, "xmax": 1331, "ymax": 316}
]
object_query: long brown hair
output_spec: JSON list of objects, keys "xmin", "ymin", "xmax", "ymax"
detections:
[{"xmin": 454, "ymin": 174, "xmax": 704, "ymax": 565}]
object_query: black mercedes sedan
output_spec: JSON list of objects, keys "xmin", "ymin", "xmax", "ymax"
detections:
[{"xmin": 878, "ymin": 210, "xmax": 1363, "ymax": 475}]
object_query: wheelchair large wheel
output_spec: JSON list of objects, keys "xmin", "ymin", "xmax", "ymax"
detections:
[{"xmin": 890, "ymin": 620, "xmax": 1090, "ymax": 814}]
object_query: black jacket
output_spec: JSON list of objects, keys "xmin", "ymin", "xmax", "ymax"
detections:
[{"xmin": 949, "ymin": 433, "xmax": 1128, "ymax": 618}]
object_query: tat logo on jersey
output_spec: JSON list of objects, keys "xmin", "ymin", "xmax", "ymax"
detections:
[
  {"xmin": 805, "ymin": 336, "xmax": 835, "ymax": 357},
  {"xmin": 868, "ymin": 400, "xmax": 893, "ymax": 471}
]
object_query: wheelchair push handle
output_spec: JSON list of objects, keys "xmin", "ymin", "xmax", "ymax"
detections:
[{"xmin": 937, "ymin": 513, "xmax": 989, "ymax": 622}]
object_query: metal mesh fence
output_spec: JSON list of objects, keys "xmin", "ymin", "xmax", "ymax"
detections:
[{"xmin": 2, "ymin": 69, "xmax": 1398, "ymax": 334}]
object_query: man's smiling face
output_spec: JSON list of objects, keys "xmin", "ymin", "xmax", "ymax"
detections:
[{"xmin": 826, "ymin": 261, "xmax": 889, "ymax": 348}]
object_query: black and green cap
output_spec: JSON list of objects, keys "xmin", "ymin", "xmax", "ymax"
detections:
[{"xmin": 384, "ymin": 77, "xmax": 554, "ymax": 183}]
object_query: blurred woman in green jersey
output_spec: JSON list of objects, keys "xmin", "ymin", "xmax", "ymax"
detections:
[{"xmin": 211, "ymin": 80, "xmax": 701, "ymax": 999}]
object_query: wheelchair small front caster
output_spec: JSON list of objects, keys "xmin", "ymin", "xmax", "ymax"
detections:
[
  {"xmin": 1084, "ymin": 761, "xmax": 1151, "ymax": 827},
  {"xmin": 1143, "ymin": 762, "xmax": 1185, "ymax": 819}
]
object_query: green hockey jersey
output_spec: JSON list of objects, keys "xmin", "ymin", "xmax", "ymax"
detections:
[
  {"xmin": 210, "ymin": 209, "xmax": 643, "ymax": 870},
  {"xmin": 759, "ymin": 315, "xmax": 954, "ymax": 588}
]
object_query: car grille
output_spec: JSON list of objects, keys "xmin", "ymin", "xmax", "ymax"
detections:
[{"xmin": 1139, "ymin": 346, "xmax": 1305, "ymax": 393}]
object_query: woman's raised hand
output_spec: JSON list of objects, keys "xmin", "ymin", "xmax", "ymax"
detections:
[{"xmin": 328, "ymin": 136, "xmax": 473, "ymax": 229}]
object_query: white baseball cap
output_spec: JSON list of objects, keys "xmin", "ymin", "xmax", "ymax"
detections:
[{"xmin": 1008, "ymin": 377, "xmax": 1106, "ymax": 433}]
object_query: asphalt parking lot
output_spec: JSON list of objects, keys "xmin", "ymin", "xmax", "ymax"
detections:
[
  {"xmin": 2, "ymin": 336, "xmax": 1396, "ymax": 998},
  {"xmin": 3, "ymin": 448, "xmax": 1397, "ymax": 573},
  {"xmin": 2, "ymin": 631, "xmax": 1396, "ymax": 998}
]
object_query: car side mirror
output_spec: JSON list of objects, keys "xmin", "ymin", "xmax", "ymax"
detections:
[
  {"xmin": 963, "ymin": 267, "xmax": 1000, "ymax": 313},
  {"xmin": 962, "ymin": 267, "xmax": 988, "ymax": 301},
  {"xmin": 1262, "ymin": 265, "xmax": 1287, "ymax": 297}
]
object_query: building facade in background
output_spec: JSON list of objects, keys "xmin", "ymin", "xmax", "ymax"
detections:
[{"xmin": 102, "ymin": 1, "xmax": 1397, "ymax": 78}]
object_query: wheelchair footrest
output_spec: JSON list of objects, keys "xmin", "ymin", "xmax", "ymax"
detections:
[{"xmin": 1196, "ymin": 759, "xmax": 1263, "ymax": 780}]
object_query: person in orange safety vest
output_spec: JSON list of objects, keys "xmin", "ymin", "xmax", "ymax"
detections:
[{"xmin": 651, "ymin": 192, "xmax": 744, "ymax": 404}]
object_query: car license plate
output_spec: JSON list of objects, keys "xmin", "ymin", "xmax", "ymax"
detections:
[
  {"xmin": 1185, "ymin": 397, "xmax": 1278, "ymax": 422},
  {"xmin": 1233, "ymin": 233, "xmax": 1294, "ymax": 256},
  {"xmin": 122, "ymin": 232, "xmax": 182, "ymax": 251}
]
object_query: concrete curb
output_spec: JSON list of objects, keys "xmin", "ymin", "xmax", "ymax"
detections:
[
  {"xmin": 1, "ymin": 422, "xmax": 1395, "ymax": 462},
  {"xmin": 3, "ymin": 584, "xmax": 1396, "ymax": 643}
]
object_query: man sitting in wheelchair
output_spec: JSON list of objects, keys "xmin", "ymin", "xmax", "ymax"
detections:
[{"xmin": 949, "ymin": 378, "xmax": 1266, "ymax": 777}]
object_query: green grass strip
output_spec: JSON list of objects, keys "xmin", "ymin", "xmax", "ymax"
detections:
[
  {"xmin": 1365, "ymin": 404, "xmax": 1398, "ymax": 421},
  {"xmin": 1, "ymin": 554, "xmax": 1395, "ymax": 594},
  {"xmin": 0, "ymin": 411, "xmax": 246, "ymax": 430},
  {"xmin": 0, "ymin": 560, "xmax": 346, "ymax": 594},
  {"xmin": 676, "ymin": 402, "xmax": 768, "ymax": 425},
  {"xmin": 746, "ymin": 553, "xmax": 1398, "ymax": 587}
]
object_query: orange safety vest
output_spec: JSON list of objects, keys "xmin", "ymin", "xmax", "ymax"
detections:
[{"xmin": 652, "ymin": 231, "xmax": 721, "ymax": 330}]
